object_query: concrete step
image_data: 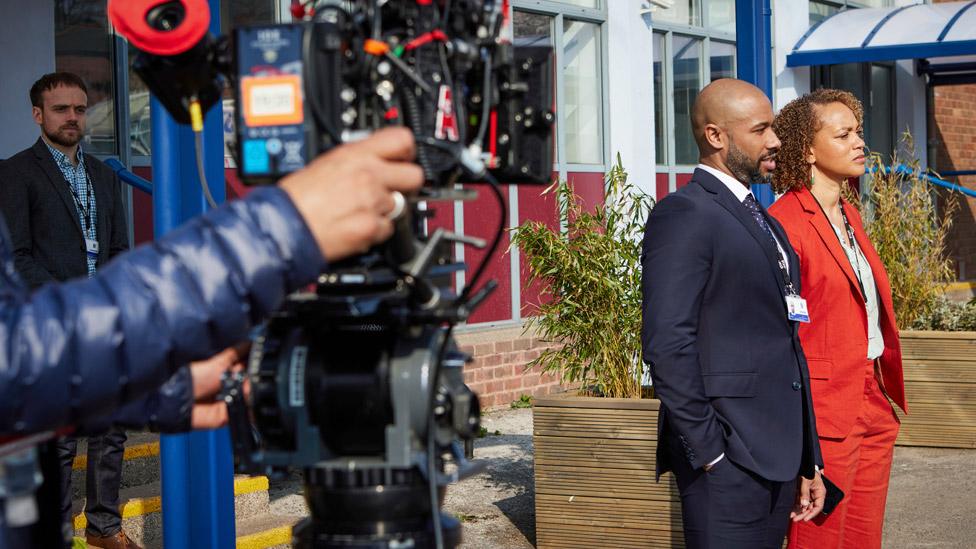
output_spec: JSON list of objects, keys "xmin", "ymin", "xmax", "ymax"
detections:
[
  {"xmin": 71, "ymin": 475, "xmax": 270, "ymax": 547},
  {"xmin": 236, "ymin": 514, "xmax": 301, "ymax": 549},
  {"xmin": 70, "ymin": 433, "xmax": 160, "ymax": 499},
  {"xmin": 75, "ymin": 512, "xmax": 299, "ymax": 549}
]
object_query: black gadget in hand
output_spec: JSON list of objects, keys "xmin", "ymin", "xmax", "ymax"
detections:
[{"xmin": 820, "ymin": 473, "xmax": 845, "ymax": 516}]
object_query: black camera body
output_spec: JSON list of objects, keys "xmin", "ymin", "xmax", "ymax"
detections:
[
  {"xmin": 229, "ymin": 2, "xmax": 552, "ymax": 187},
  {"xmin": 114, "ymin": 1, "xmax": 554, "ymax": 547}
]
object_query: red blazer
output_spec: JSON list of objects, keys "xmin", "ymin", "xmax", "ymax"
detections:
[{"xmin": 769, "ymin": 188, "xmax": 907, "ymax": 439}]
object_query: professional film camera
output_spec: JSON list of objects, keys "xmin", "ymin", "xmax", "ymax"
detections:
[{"xmin": 108, "ymin": 1, "xmax": 553, "ymax": 547}]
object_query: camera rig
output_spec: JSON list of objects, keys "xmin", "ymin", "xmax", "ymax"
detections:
[{"xmin": 110, "ymin": 0, "xmax": 553, "ymax": 548}]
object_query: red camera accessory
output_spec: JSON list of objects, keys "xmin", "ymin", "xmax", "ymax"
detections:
[{"xmin": 108, "ymin": 0, "xmax": 211, "ymax": 56}]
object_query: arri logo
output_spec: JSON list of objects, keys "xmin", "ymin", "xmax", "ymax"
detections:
[{"xmin": 257, "ymin": 29, "xmax": 282, "ymax": 43}]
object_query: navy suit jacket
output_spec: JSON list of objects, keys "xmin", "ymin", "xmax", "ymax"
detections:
[{"xmin": 641, "ymin": 168, "xmax": 822, "ymax": 482}]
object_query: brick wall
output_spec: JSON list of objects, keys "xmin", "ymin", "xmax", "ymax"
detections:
[
  {"xmin": 930, "ymin": 3, "xmax": 976, "ymax": 281},
  {"xmin": 455, "ymin": 324, "xmax": 572, "ymax": 410}
]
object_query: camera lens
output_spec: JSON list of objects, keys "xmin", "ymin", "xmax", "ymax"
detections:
[{"xmin": 147, "ymin": 1, "xmax": 186, "ymax": 31}]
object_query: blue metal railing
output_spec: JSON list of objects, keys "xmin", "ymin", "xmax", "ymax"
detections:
[
  {"xmin": 869, "ymin": 164, "xmax": 976, "ymax": 198},
  {"xmin": 105, "ymin": 158, "xmax": 152, "ymax": 195},
  {"xmin": 937, "ymin": 169, "xmax": 976, "ymax": 178}
]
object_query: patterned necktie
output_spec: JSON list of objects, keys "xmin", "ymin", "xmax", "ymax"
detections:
[{"xmin": 742, "ymin": 194, "xmax": 778, "ymax": 249}]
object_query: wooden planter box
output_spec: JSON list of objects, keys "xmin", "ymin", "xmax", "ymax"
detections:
[
  {"xmin": 533, "ymin": 395, "xmax": 683, "ymax": 549},
  {"xmin": 896, "ymin": 330, "xmax": 976, "ymax": 449}
]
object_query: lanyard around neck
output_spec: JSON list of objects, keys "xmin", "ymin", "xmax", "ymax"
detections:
[
  {"xmin": 61, "ymin": 164, "xmax": 96, "ymax": 236},
  {"xmin": 814, "ymin": 196, "xmax": 867, "ymax": 301}
]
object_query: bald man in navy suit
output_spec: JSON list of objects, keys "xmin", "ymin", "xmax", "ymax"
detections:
[{"xmin": 641, "ymin": 79, "xmax": 825, "ymax": 549}]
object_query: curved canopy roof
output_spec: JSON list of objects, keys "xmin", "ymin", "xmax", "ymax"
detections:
[{"xmin": 787, "ymin": 1, "xmax": 976, "ymax": 84}]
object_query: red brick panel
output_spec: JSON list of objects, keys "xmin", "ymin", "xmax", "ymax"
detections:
[
  {"xmin": 931, "ymin": 84, "xmax": 976, "ymax": 280},
  {"xmin": 225, "ymin": 168, "xmax": 252, "ymax": 201},
  {"xmin": 131, "ymin": 167, "xmax": 154, "ymax": 245},
  {"xmin": 517, "ymin": 176, "xmax": 559, "ymax": 317},
  {"xmin": 567, "ymin": 171, "xmax": 605, "ymax": 215},
  {"xmin": 656, "ymin": 172, "xmax": 669, "ymax": 200},
  {"xmin": 463, "ymin": 183, "xmax": 512, "ymax": 324}
]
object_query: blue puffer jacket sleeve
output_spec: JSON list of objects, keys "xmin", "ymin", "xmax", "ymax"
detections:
[
  {"xmin": 0, "ymin": 187, "xmax": 325, "ymax": 436},
  {"xmin": 131, "ymin": 367, "xmax": 193, "ymax": 433},
  {"xmin": 79, "ymin": 366, "xmax": 194, "ymax": 435}
]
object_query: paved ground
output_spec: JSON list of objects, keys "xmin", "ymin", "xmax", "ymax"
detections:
[{"xmin": 267, "ymin": 406, "xmax": 975, "ymax": 548}]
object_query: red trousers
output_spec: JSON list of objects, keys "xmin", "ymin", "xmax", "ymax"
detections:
[{"xmin": 788, "ymin": 370, "xmax": 900, "ymax": 549}]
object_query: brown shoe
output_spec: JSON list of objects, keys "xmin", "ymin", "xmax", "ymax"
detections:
[{"xmin": 85, "ymin": 530, "xmax": 143, "ymax": 549}]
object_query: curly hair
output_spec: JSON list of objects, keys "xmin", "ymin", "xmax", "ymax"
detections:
[{"xmin": 771, "ymin": 88, "xmax": 864, "ymax": 194}]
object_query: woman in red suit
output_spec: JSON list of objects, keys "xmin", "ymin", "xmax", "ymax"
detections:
[{"xmin": 768, "ymin": 88, "xmax": 908, "ymax": 549}]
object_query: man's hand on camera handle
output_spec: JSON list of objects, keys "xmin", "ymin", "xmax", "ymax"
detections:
[
  {"xmin": 190, "ymin": 344, "xmax": 249, "ymax": 430},
  {"xmin": 279, "ymin": 127, "xmax": 424, "ymax": 262}
]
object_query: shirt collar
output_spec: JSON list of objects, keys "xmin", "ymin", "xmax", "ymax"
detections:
[
  {"xmin": 697, "ymin": 163, "xmax": 753, "ymax": 203},
  {"xmin": 43, "ymin": 139, "xmax": 85, "ymax": 170}
]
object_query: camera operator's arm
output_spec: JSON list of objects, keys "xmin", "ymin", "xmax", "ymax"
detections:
[
  {"xmin": 0, "ymin": 128, "xmax": 422, "ymax": 436},
  {"xmin": 279, "ymin": 127, "xmax": 423, "ymax": 261},
  {"xmin": 106, "ymin": 346, "xmax": 246, "ymax": 433}
]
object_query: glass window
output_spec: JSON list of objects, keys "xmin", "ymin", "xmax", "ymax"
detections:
[
  {"xmin": 654, "ymin": 1, "xmax": 702, "ymax": 27},
  {"xmin": 514, "ymin": 11, "xmax": 555, "ymax": 162},
  {"xmin": 514, "ymin": 11, "xmax": 554, "ymax": 45},
  {"xmin": 709, "ymin": 41, "xmax": 735, "ymax": 81},
  {"xmin": 868, "ymin": 64, "xmax": 893, "ymax": 159},
  {"xmin": 830, "ymin": 63, "xmax": 866, "ymax": 102},
  {"xmin": 55, "ymin": 0, "xmax": 117, "ymax": 156},
  {"xmin": 562, "ymin": 20, "xmax": 603, "ymax": 165},
  {"xmin": 707, "ymin": 0, "xmax": 736, "ymax": 34},
  {"xmin": 810, "ymin": 1, "xmax": 841, "ymax": 25},
  {"xmin": 553, "ymin": 0, "xmax": 599, "ymax": 8},
  {"xmin": 673, "ymin": 36, "xmax": 701, "ymax": 165},
  {"xmin": 653, "ymin": 33, "xmax": 666, "ymax": 164},
  {"xmin": 129, "ymin": 43, "xmax": 152, "ymax": 158}
]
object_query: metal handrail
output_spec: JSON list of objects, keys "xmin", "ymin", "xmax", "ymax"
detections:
[
  {"xmin": 105, "ymin": 158, "xmax": 152, "ymax": 195},
  {"xmin": 869, "ymin": 164, "xmax": 976, "ymax": 198}
]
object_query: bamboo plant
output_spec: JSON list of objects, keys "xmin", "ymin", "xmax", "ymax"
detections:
[
  {"xmin": 510, "ymin": 156, "xmax": 654, "ymax": 398},
  {"xmin": 862, "ymin": 132, "xmax": 957, "ymax": 329}
]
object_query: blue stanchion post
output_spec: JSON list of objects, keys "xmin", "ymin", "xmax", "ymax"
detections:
[
  {"xmin": 736, "ymin": 0, "xmax": 777, "ymax": 207},
  {"xmin": 153, "ymin": 1, "xmax": 236, "ymax": 547}
]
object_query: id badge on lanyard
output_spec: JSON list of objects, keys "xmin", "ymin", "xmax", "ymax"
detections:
[
  {"xmin": 778, "ymin": 257, "xmax": 810, "ymax": 323},
  {"xmin": 85, "ymin": 238, "xmax": 99, "ymax": 259},
  {"xmin": 786, "ymin": 294, "xmax": 810, "ymax": 323}
]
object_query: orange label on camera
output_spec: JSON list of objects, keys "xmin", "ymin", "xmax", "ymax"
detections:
[{"xmin": 241, "ymin": 74, "xmax": 304, "ymax": 127}]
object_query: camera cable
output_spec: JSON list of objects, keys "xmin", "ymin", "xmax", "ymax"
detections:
[
  {"xmin": 459, "ymin": 171, "xmax": 506, "ymax": 304},
  {"xmin": 189, "ymin": 98, "xmax": 219, "ymax": 209}
]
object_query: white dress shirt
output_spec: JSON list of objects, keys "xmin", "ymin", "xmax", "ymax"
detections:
[{"xmin": 697, "ymin": 164, "xmax": 790, "ymax": 274}]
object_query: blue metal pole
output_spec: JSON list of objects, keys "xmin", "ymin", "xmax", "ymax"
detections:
[
  {"xmin": 736, "ymin": 0, "xmax": 777, "ymax": 207},
  {"xmin": 153, "ymin": 0, "xmax": 235, "ymax": 547}
]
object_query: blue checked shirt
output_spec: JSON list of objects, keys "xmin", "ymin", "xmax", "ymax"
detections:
[{"xmin": 44, "ymin": 141, "xmax": 97, "ymax": 277}]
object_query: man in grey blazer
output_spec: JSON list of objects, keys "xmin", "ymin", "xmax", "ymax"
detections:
[{"xmin": 0, "ymin": 72, "xmax": 136, "ymax": 549}]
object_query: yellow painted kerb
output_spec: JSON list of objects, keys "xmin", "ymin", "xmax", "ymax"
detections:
[
  {"xmin": 73, "ymin": 476, "xmax": 268, "ymax": 531},
  {"xmin": 236, "ymin": 526, "xmax": 293, "ymax": 549},
  {"xmin": 72, "ymin": 442, "xmax": 160, "ymax": 470},
  {"xmin": 946, "ymin": 281, "xmax": 976, "ymax": 291}
]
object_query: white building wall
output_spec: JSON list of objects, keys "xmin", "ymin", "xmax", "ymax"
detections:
[
  {"xmin": 772, "ymin": 0, "xmax": 812, "ymax": 110},
  {"xmin": 606, "ymin": 2, "xmax": 656, "ymax": 198},
  {"xmin": 895, "ymin": 58, "xmax": 928, "ymax": 166},
  {"xmin": 0, "ymin": 1, "xmax": 54, "ymax": 159},
  {"xmin": 770, "ymin": 0, "xmax": 927, "ymax": 164}
]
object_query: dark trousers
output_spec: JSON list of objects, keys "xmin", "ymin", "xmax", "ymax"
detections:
[
  {"xmin": 667, "ymin": 439, "xmax": 797, "ymax": 549},
  {"xmin": 57, "ymin": 427, "xmax": 127, "ymax": 537}
]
